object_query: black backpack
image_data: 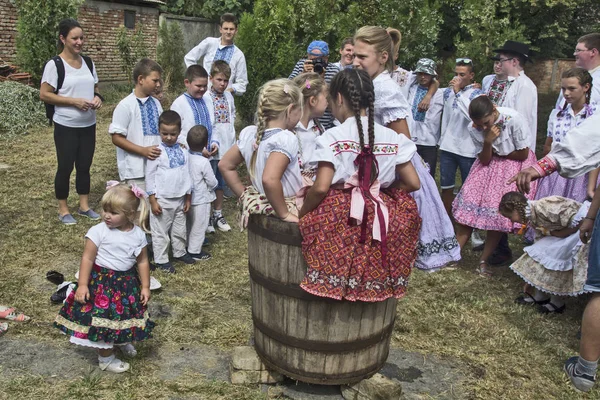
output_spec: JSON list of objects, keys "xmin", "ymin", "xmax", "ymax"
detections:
[{"xmin": 44, "ymin": 55, "xmax": 94, "ymax": 126}]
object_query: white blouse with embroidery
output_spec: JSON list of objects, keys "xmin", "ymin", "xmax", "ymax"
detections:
[
  {"xmin": 373, "ymin": 71, "xmax": 411, "ymax": 126},
  {"xmin": 310, "ymin": 116, "xmax": 417, "ymax": 187},
  {"xmin": 469, "ymin": 107, "xmax": 530, "ymax": 156}
]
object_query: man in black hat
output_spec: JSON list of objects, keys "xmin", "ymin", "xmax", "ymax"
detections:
[{"xmin": 480, "ymin": 40, "xmax": 538, "ymax": 265}]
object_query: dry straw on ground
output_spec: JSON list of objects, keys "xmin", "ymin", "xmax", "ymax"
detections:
[{"xmin": 0, "ymin": 88, "xmax": 595, "ymax": 399}]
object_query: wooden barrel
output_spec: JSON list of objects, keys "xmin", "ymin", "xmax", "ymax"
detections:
[{"xmin": 247, "ymin": 214, "xmax": 397, "ymax": 385}]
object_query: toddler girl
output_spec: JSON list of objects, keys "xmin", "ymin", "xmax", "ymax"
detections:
[
  {"xmin": 298, "ymin": 68, "xmax": 421, "ymax": 301},
  {"xmin": 291, "ymin": 72, "xmax": 327, "ymax": 177},
  {"xmin": 500, "ymin": 192, "xmax": 590, "ymax": 313},
  {"xmin": 54, "ymin": 184, "xmax": 154, "ymax": 373},
  {"xmin": 353, "ymin": 25, "xmax": 460, "ymax": 271},
  {"xmin": 453, "ymin": 96, "xmax": 538, "ymax": 276},
  {"xmin": 218, "ymin": 79, "xmax": 303, "ymax": 227}
]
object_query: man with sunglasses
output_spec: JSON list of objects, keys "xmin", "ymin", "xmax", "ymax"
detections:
[{"xmin": 480, "ymin": 41, "xmax": 538, "ymax": 265}]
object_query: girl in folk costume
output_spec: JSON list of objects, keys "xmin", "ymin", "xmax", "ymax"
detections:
[
  {"xmin": 353, "ymin": 25, "xmax": 461, "ymax": 271},
  {"xmin": 54, "ymin": 184, "xmax": 154, "ymax": 373},
  {"xmin": 219, "ymin": 79, "xmax": 303, "ymax": 227},
  {"xmin": 298, "ymin": 68, "xmax": 421, "ymax": 301},
  {"xmin": 500, "ymin": 192, "xmax": 591, "ymax": 314},
  {"xmin": 524, "ymin": 68, "xmax": 599, "ymax": 241},
  {"xmin": 291, "ymin": 72, "xmax": 328, "ymax": 179},
  {"xmin": 453, "ymin": 96, "xmax": 538, "ymax": 277}
]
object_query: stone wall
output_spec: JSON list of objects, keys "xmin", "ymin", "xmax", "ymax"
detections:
[
  {"xmin": 0, "ymin": 1, "xmax": 18, "ymax": 63},
  {"xmin": 159, "ymin": 13, "xmax": 219, "ymax": 56},
  {"xmin": 525, "ymin": 58, "xmax": 576, "ymax": 93},
  {"xmin": 79, "ymin": 0, "xmax": 160, "ymax": 83}
]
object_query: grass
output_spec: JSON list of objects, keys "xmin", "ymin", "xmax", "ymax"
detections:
[{"xmin": 0, "ymin": 88, "xmax": 597, "ymax": 399}]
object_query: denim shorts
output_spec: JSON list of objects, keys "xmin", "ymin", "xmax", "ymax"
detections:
[
  {"xmin": 210, "ymin": 159, "xmax": 225, "ymax": 190},
  {"xmin": 584, "ymin": 212, "xmax": 600, "ymax": 292},
  {"xmin": 439, "ymin": 150, "xmax": 476, "ymax": 189}
]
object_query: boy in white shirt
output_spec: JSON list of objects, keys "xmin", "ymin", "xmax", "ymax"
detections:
[
  {"xmin": 205, "ymin": 60, "xmax": 236, "ymax": 232},
  {"xmin": 146, "ymin": 111, "xmax": 194, "ymax": 273},
  {"xmin": 186, "ymin": 125, "xmax": 218, "ymax": 260},
  {"xmin": 405, "ymin": 58, "xmax": 444, "ymax": 177},
  {"xmin": 184, "ymin": 13, "xmax": 248, "ymax": 96},
  {"xmin": 109, "ymin": 58, "xmax": 164, "ymax": 188},
  {"xmin": 439, "ymin": 58, "xmax": 484, "ymax": 216}
]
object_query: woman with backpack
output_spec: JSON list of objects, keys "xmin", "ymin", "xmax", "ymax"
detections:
[{"xmin": 40, "ymin": 18, "xmax": 103, "ymax": 225}]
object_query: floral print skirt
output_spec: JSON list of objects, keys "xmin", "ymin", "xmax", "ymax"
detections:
[
  {"xmin": 299, "ymin": 188, "xmax": 421, "ymax": 302},
  {"xmin": 54, "ymin": 264, "xmax": 154, "ymax": 345}
]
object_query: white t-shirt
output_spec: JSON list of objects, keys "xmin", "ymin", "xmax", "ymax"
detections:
[
  {"xmin": 373, "ymin": 71, "xmax": 410, "ymax": 126},
  {"xmin": 469, "ymin": 107, "xmax": 530, "ymax": 156},
  {"xmin": 311, "ymin": 116, "xmax": 417, "ymax": 187},
  {"xmin": 237, "ymin": 126, "xmax": 302, "ymax": 197},
  {"xmin": 85, "ymin": 222, "xmax": 147, "ymax": 272},
  {"xmin": 109, "ymin": 92, "xmax": 163, "ymax": 180},
  {"xmin": 41, "ymin": 57, "xmax": 98, "ymax": 128}
]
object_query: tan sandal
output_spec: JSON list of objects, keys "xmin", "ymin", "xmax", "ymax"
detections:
[
  {"xmin": 476, "ymin": 261, "xmax": 493, "ymax": 278},
  {"xmin": 0, "ymin": 306, "xmax": 30, "ymax": 322}
]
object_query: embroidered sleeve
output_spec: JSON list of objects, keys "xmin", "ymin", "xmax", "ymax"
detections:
[
  {"xmin": 374, "ymin": 85, "xmax": 410, "ymax": 126},
  {"xmin": 532, "ymin": 155, "xmax": 557, "ymax": 177}
]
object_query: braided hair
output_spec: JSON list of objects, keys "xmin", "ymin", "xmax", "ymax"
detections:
[
  {"xmin": 249, "ymin": 78, "xmax": 303, "ymax": 179},
  {"xmin": 329, "ymin": 68, "xmax": 377, "ymax": 184},
  {"xmin": 557, "ymin": 67, "xmax": 593, "ymax": 118},
  {"xmin": 499, "ymin": 191, "xmax": 529, "ymax": 223}
]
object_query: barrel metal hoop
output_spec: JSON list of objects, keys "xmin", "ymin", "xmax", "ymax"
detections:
[
  {"xmin": 254, "ymin": 338, "xmax": 388, "ymax": 385},
  {"xmin": 252, "ymin": 313, "xmax": 394, "ymax": 353},
  {"xmin": 247, "ymin": 217, "xmax": 303, "ymax": 247}
]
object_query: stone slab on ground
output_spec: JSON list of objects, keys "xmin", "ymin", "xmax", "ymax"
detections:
[
  {"xmin": 147, "ymin": 343, "xmax": 230, "ymax": 382},
  {"xmin": 341, "ymin": 373, "xmax": 402, "ymax": 400},
  {"xmin": 0, "ymin": 338, "xmax": 99, "ymax": 379},
  {"xmin": 0, "ymin": 163, "xmax": 10, "ymax": 170}
]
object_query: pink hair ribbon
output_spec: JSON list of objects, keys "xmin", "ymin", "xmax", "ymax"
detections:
[
  {"xmin": 105, "ymin": 180, "xmax": 120, "ymax": 191},
  {"xmin": 131, "ymin": 183, "xmax": 148, "ymax": 199}
]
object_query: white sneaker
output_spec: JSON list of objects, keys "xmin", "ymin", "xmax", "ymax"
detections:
[
  {"xmin": 215, "ymin": 215, "xmax": 231, "ymax": 232},
  {"xmin": 99, "ymin": 357, "xmax": 130, "ymax": 373},
  {"xmin": 471, "ymin": 230, "xmax": 485, "ymax": 249},
  {"xmin": 207, "ymin": 215, "xmax": 216, "ymax": 234},
  {"xmin": 117, "ymin": 343, "xmax": 137, "ymax": 357}
]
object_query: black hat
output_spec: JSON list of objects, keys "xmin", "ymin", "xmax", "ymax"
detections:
[{"xmin": 491, "ymin": 40, "xmax": 532, "ymax": 63}]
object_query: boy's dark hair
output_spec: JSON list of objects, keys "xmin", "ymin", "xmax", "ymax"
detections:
[
  {"xmin": 133, "ymin": 58, "xmax": 163, "ymax": 84},
  {"xmin": 185, "ymin": 64, "xmax": 209, "ymax": 82},
  {"xmin": 159, "ymin": 110, "xmax": 182, "ymax": 131},
  {"xmin": 187, "ymin": 125, "xmax": 209, "ymax": 151},
  {"xmin": 468, "ymin": 95, "xmax": 495, "ymax": 120},
  {"xmin": 211, "ymin": 60, "xmax": 232, "ymax": 79},
  {"xmin": 220, "ymin": 13, "xmax": 238, "ymax": 27},
  {"xmin": 456, "ymin": 60, "xmax": 474, "ymax": 73},
  {"xmin": 578, "ymin": 33, "xmax": 600, "ymax": 53},
  {"xmin": 340, "ymin": 37, "xmax": 354, "ymax": 49}
]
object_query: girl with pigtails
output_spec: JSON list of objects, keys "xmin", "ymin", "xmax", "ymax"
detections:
[
  {"xmin": 298, "ymin": 68, "xmax": 421, "ymax": 302},
  {"xmin": 218, "ymin": 79, "xmax": 304, "ymax": 228},
  {"xmin": 353, "ymin": 26, "xmax": 461, "ymax": 271}
]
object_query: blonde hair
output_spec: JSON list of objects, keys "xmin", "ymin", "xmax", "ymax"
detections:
[
  {"xmin": 354, "ymin": 26, "xmax": 401, "ymax": 73},
  {"xmin": 249, "ymin": 78, "xmax": 303, "ymax": 178},
  {"xmin": 292, "ymin": 72, "xmax": 326, "ymax": 105},
  {"xmin": 101, "ymin": 184, "xmax": 150, "ymax": 232}
]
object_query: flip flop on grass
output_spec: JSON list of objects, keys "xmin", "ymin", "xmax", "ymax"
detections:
[{"xmin": 0, "ymin": 306, "xmax": 30, "ymax": 322}]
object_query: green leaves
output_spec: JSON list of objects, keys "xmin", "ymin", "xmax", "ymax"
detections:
[
  {"xmin": 115, "ymin": 26, "xmax": 149, "ymax": 84},
  {"xmin": 157, "ymin": 21, "xmax": 186, "ymax": 92}
]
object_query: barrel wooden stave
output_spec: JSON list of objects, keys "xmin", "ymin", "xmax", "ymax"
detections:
[{"xmin": 248, "ymin": 214, "xmax": 397, "ymax": 385}]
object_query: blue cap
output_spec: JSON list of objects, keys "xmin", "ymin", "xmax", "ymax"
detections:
[{"xmin": 307, "ymin": 40, "xmax": 329, "ymax": 56}]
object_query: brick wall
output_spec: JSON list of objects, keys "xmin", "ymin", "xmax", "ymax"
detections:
[
  {"xmin": 525, "ymin": 59, "xmax": 576, "ymax": 93},
  {"xmin": 79, "ymin": 1, "xmax": 159, "ymax": 83},
  {"xmin": 0, "ymin": 1, "xmax": 18, "ymax": 63},
  {"xmin": 0, "ymin": 0, "xmax": 159, "ymax": 82}
]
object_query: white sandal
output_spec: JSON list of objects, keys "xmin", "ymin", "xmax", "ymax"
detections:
[
  {"xmin": 116, "ymin": 343, "xmax": 137, "ymax": 357},
  {"xmin": 99, "ymin": 357, "xmax": 130, "ymax": 373}
]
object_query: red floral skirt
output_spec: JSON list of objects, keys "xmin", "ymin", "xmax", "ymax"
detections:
[
  {"xmin": 299, "ymin": 188, "xmax": 421, "ymax": 302},
  {"xmin": 54, "ymin": 264, "xmax": 154, "ymax": 344}
]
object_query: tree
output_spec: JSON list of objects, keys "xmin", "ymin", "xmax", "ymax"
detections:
[
  {"xmin": 157, "ymin": 21, "xmax": 186, "ymax": 92},
  {"xmin": 14, "ymin": 0, "xmax": 84, "ymax": 82},
  {"xmin": 160, "ymin": 0, "xmax": 254, "ymax": 20}
]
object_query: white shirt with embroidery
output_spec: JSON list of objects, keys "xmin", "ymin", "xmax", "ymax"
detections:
[
  {"xmin": 310, "ymin": 116, "xmax": 417, "ymax": 187},
  {"xmin": 109, "ymin": 92, "xmax": 163, "ymax": 180},
  {"xmin": 468, "ymin": 107, "xmax": 530, "ymax": 156},
  {"xmin": 184, "ymin": 37, "xmax": 248, "ymax": 96},
  {"xmin": 373, "ymin": 71, "xmax": 411, "ymax": 126},
  {"xmin": 439, "ymin": 85, "xmax": 484, "ymax": 158},
  {"xmin": 406, "ymin": 84, "xmax": 444, "ymax": 146},
  {"xmin": 294, "ymin": 119, "xmax": 322, "ymax": 171},
  {"xmin": 237, "ymin": 126, "xmax": 302, "ymax": 197}
]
